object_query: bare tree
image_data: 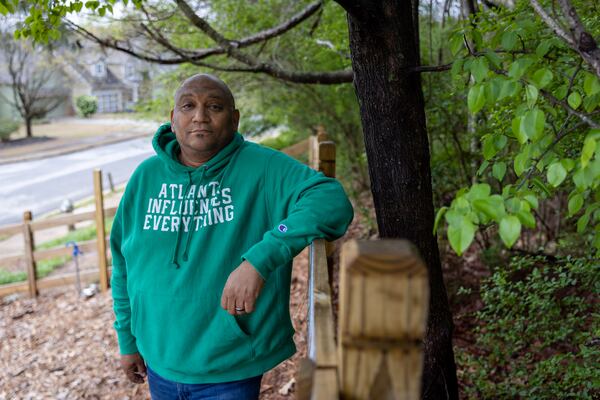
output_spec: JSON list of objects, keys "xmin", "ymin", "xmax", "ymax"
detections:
[{"xmin": 0, "ymin": 34, "xmax": 68, "ymax": 138}]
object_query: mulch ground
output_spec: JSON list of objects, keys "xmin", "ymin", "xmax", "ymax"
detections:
[{"xmin": 0, "ymin": 249, "xmax": 310, "ymax": 400}]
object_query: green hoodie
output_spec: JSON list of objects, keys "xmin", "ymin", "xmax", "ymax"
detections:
[{"xmin": 110, "ymin": 123, "xmax": 353, "ymax": 384}]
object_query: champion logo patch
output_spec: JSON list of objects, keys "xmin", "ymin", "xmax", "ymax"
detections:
[{"xmin": 278, "ymin": 224, "xmax": 288, "ymax": 233}]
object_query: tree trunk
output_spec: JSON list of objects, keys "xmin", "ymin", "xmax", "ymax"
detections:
[
  {"xmin": 25, "ymin": 117, "xmax": 33, "ymax": 138},
  {"xmin": 343, "ymin": 1, "xmax": 458, "ymax": 398}
]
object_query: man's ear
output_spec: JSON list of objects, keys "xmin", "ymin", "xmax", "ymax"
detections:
[
  {"xmin": 170, "ymin": 109, "xmax": 175, "ymax": 132},
  {"xmin": 232, "ymin": 109, "xmax": 240, "ymax": 132}
]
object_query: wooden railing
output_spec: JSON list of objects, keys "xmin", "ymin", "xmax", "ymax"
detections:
[
  {"xmin": 292, "ymin": 132, "xmax": 430, "ymax": 399},
  {"xmin": 0, "ymin": 170, "xmax": 113, "ymax": 297}
]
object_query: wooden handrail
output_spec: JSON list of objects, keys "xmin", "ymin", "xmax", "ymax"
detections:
[{"xmin": 306, "ymin": 239, "xmax": 339, "ymax": 400}]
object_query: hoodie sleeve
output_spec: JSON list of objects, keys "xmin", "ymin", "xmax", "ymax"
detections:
[
  {"xmin": 110, "ymin": 196, "xmax": 139, "ymax": 355},
  {"xmin": 241, "ymin": 150, "xmax": 353, "ymax": 280}
]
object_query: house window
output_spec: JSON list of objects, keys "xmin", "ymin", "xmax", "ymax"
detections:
[
  {"xmin": 93, "ymin": 62, "xmax": 105, "ymax": 77},
  {"xmin": 125, "ymin": 63, "xmax": 135, "ymax": 78},
  {"xmin": 97, "ymin": 93, "xmax": 120, "ymax": 113}
]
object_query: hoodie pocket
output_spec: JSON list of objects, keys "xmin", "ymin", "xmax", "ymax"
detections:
[{"xmin": 132, "ymin": 291, "xmax": 255, "ymax": 375}]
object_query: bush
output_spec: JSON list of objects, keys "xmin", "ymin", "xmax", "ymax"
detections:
[
  {"xmin": 0, "ymin": 119, "xmax": 20, "ymax": 142},
  {"xmin": 75, "ymin": 95, "xmax": 98, "ymax": 118},
  {"xmin": 458, "ymin": 255, "xmax": 600, "ymax": 399}
]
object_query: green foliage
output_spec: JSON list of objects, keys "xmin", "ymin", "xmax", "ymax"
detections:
[
  {"xmin": 0, "ymin": 119, "xmax": 20, "ymax": 142},
  {"xmin": 75, "ymin": 95, "xmax": 98, "ymax": 118},
  {"xmin": 458, "ymin": 255, "xmax": 600, "ymax": 399},
  {"xmin": 436, "ymin": 1, "xmax": 600, "ymax": 256}
]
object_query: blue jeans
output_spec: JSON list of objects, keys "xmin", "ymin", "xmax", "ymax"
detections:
[{"xmin": 146, "ymin": 366, "xmax": 262, "ymax": 400}]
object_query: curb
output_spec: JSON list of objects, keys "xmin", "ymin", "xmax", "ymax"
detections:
[{"xmin": 0, "ymin": 132, "xmax": 152, "ymax": 165}]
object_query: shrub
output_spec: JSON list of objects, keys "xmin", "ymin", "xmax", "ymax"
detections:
[
  {"xmin": 0, "ymin": 119, "xmax": 20, "ymax": 142},
  {"xmin": 458, "ymin": 255, "xmax": 600, "ymax": 399},
  {"xmin": 75, "ymin": 95, "xmax": 98, "ymax": 118}
]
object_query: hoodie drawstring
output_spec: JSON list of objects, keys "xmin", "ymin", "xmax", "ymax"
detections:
[{"xmin": 170, "ymin": 169, "xmax": 203, "ymax": 268}]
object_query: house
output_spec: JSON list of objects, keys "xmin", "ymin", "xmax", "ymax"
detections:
[{"xmin": 59, "ymin": 44, "xmax": 158, "ymax": 113}]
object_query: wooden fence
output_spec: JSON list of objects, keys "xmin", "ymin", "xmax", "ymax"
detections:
[
  {"xmin": 0, "ymin": 170, "xmax": 112, "ymax": 298},
  {"xmin": 299, "ymin": 132, "xmax": 430, "ymax": 399}
]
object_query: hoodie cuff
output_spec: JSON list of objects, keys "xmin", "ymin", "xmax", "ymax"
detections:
[
  {"xmin": 242, "ymin": 239, "xmax": 292, "ymax": 281},
  {"xmin": 116, "ymin": 329, "xmax": 139, "ymax": 355}
]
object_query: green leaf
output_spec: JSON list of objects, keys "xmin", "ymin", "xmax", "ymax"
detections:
[
  {"xmin": 583, "ymin": 74, "xmax": 600, "ymax": 96},
  {"xmin": 583, "ymin": 93, "xmax": 600, "ymax": 113},
  {"xmin": 483, "ymin": 136, "xmax": 498, "ymax": 160},
  {"xmin": 568, "ymin": 92, "xmax": 582, "ymax": 109},
  {"xmin": 508, "ymin": 58, "xmax": 533, "ymax": 79},
  {"xmin": 473, "ymin": 195, "xmax": 506, "ymax": 221},
  {"xmin": 451, "ymin": 58, "xmax": 464, "ymax": 79},
  {"xmin": 467, "ymin": 183, "xmax": 491, "ymax": 200},
  {"xmin": 532, "ymin": 177, "xmax": 551, "ymax": 197},
  {"xmin": 499, "ymin": 215, "xmax": 522, "ymax": 248},
  {"xmin": 520, "ymin": 108, "xmax": 545, "ymax": 141},
  {"xmin": 502, "ymin": 31, "xmax": 518, "ymax": 50},
  {"xmin": 512, "ymin": 116, "xmax": 528, "ymax": 144},
  {"xmin": 468, "ymin": 84, "xmax": 486, "ymax": 114},
  {"xmin": 477, "ymin": 160, "xmax": 489, "ymax": 176},
  {"xmin": 535, "ymin": 39, "xmax": 552, "ymax": 57},
  {"xmin": 498, "ymin": 80, "xmax": 519, "ymax": 100},
  {"xmin": 554, "ymin": 84, "xmax": 568, "ymax": 100},
  {"xmin": 485, "ymin": 51, "xmax": 502, "ymax": 69},
  {"xmin": 581, "ymin": 137, "xmax": 596, "ymax": 168},
  {"xmin": 447, "ymin": 217, "xmax": 476, "ymax": 256},
  {"xmin": 577, "ymin": 213, "xmax": 590, "ymax": 233},
  {"xmin": 516, "ymin": 209, "xmax": 536, "ymax": 228},
  {"xmin": 514, "ymin": 150, "xmax": 529, "ymax": 177},
  {"xmin": 532, "ymin": 68, "xmax": 553, "ymax": 89},
  {"xmin": 568, "ymin": 193, "xmax": 584, "ymax": 216},
  {"xmin": 470, "ymin": 57, "xmax": 489, "ymax": 83},
  {"xmin": 450, "ymin": 32, "xmax": 464, "ymax": 55},
  {"xmin": 547, "ymin": 162, "xmax": 567, "ymax": 187},
  {"xmin": 526, "ymin": 84, "xmax": 538, "ymax": 108},
  {"xmin": 433, "ymin": 207, "xmax": 448, "ymax": 234},
  {"xmin": 493, "ymin": 162, "xmax": 507, "ymax": 181},
  {"xmin": 524, "ymin": 194, "xmax": 539, "ymax": 209}
]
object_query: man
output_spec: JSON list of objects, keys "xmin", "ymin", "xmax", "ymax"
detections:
[{"xmin": 110, "ymin": 73, "xmax": 353, "ymax": 399}]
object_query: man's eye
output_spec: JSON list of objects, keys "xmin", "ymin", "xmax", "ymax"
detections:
[
  {"xmin": 208, "ymin": 104, "xmax": 223, "ymax": 111},
  {"xmin": 181, "ymin": 103, "xmax": 193, "ymax": 110}
]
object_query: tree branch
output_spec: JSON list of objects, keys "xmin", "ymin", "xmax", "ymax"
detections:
[
  {"xmin": 530, "ymin": 0, "xmax": 600, "ymax": 78},
  {"xmin": 174, "ymin": 0, "xmax": 353, "ymax": 84}
]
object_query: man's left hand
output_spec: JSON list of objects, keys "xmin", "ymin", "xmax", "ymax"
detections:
[{"xmin": 221, "ymin": 260, "xmax": 264, "ymax": 315}]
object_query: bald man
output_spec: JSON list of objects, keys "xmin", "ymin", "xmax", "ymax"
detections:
[{"xmin": 110, "ymin": 74, "xmax": 353, "ymax": 399}]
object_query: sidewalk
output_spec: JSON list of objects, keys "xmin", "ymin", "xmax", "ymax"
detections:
[{"xmin": 0, "ymin": 115, "xmax": 159, "ymax": 164}]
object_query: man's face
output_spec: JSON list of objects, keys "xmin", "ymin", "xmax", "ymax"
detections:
[{"xmin": 170, "ymin": 77, "xmax": 240, "ymax": 160}]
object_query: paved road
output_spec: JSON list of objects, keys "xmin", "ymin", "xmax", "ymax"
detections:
[{"xmin": 0, "ymin": 137, "xmax": 153, "ymax": 226}]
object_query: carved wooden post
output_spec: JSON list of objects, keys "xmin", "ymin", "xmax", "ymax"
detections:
[
  {"xmin": 93, "ymin": 169, "xmax": 109, "ymax": 293},
  {"xmin": 339, "ymin": 240, "xmax": 429, "ymax": 400},
  {"xmin": 23, "ymin": 211, "xmax": 38, "ymax": 298}
]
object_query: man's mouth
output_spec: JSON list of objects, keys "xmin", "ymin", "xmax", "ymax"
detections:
[{"xmin": 189, "ymin": 129, "xmax": 212, "ymax": 134}]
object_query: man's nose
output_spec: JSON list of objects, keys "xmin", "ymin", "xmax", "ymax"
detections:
[{"xmin": 192, "ymin": 106, "xmax": 209, "ymax": 122}]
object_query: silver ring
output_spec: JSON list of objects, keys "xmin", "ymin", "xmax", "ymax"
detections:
[{"xmin": 235, "ymin": 307, "xmax": 244, "ymax": 312}]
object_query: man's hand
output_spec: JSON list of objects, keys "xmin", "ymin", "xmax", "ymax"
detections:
[
  {"xmin": 221, "ymin": 260, "xmax": 265, "ymax": 315},
  {"xmin": 120, "ymin": 353, "xmax": 147, "ymax": 384}
]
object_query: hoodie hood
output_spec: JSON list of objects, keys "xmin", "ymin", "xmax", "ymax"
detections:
[{"xmin": 152, "ymin": 122, "xmax": 244, "ymax": 177}]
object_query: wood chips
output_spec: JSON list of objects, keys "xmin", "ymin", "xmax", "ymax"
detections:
[{"xmin": 0, "ymin": 251, "xmax": 308, "ymax": 400}]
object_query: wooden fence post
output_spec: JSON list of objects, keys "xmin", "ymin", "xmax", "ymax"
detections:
[
  {"xmin": 338, "ymin": 240, "xmax": 429, "ymax": 400},
  {"xmin": 317, "ymin": 139, "xmax": 337, "ymax": 295},
  {"xmin": 23, "ymin": 211, "xmax": 38, "ymax": 298},
  {"xmin": 93, "ymin": 169, "xmax": 109, "ymax": 293}
]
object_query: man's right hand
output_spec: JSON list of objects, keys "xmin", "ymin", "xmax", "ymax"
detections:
[{"xmin": 120, "ymin": 353, "xmax": 147, "ymax": 384}]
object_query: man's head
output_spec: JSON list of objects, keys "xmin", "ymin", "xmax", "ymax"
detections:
[{"xmin": 170, "ymin": 74, "xmax": 240, "ymax": 166}]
